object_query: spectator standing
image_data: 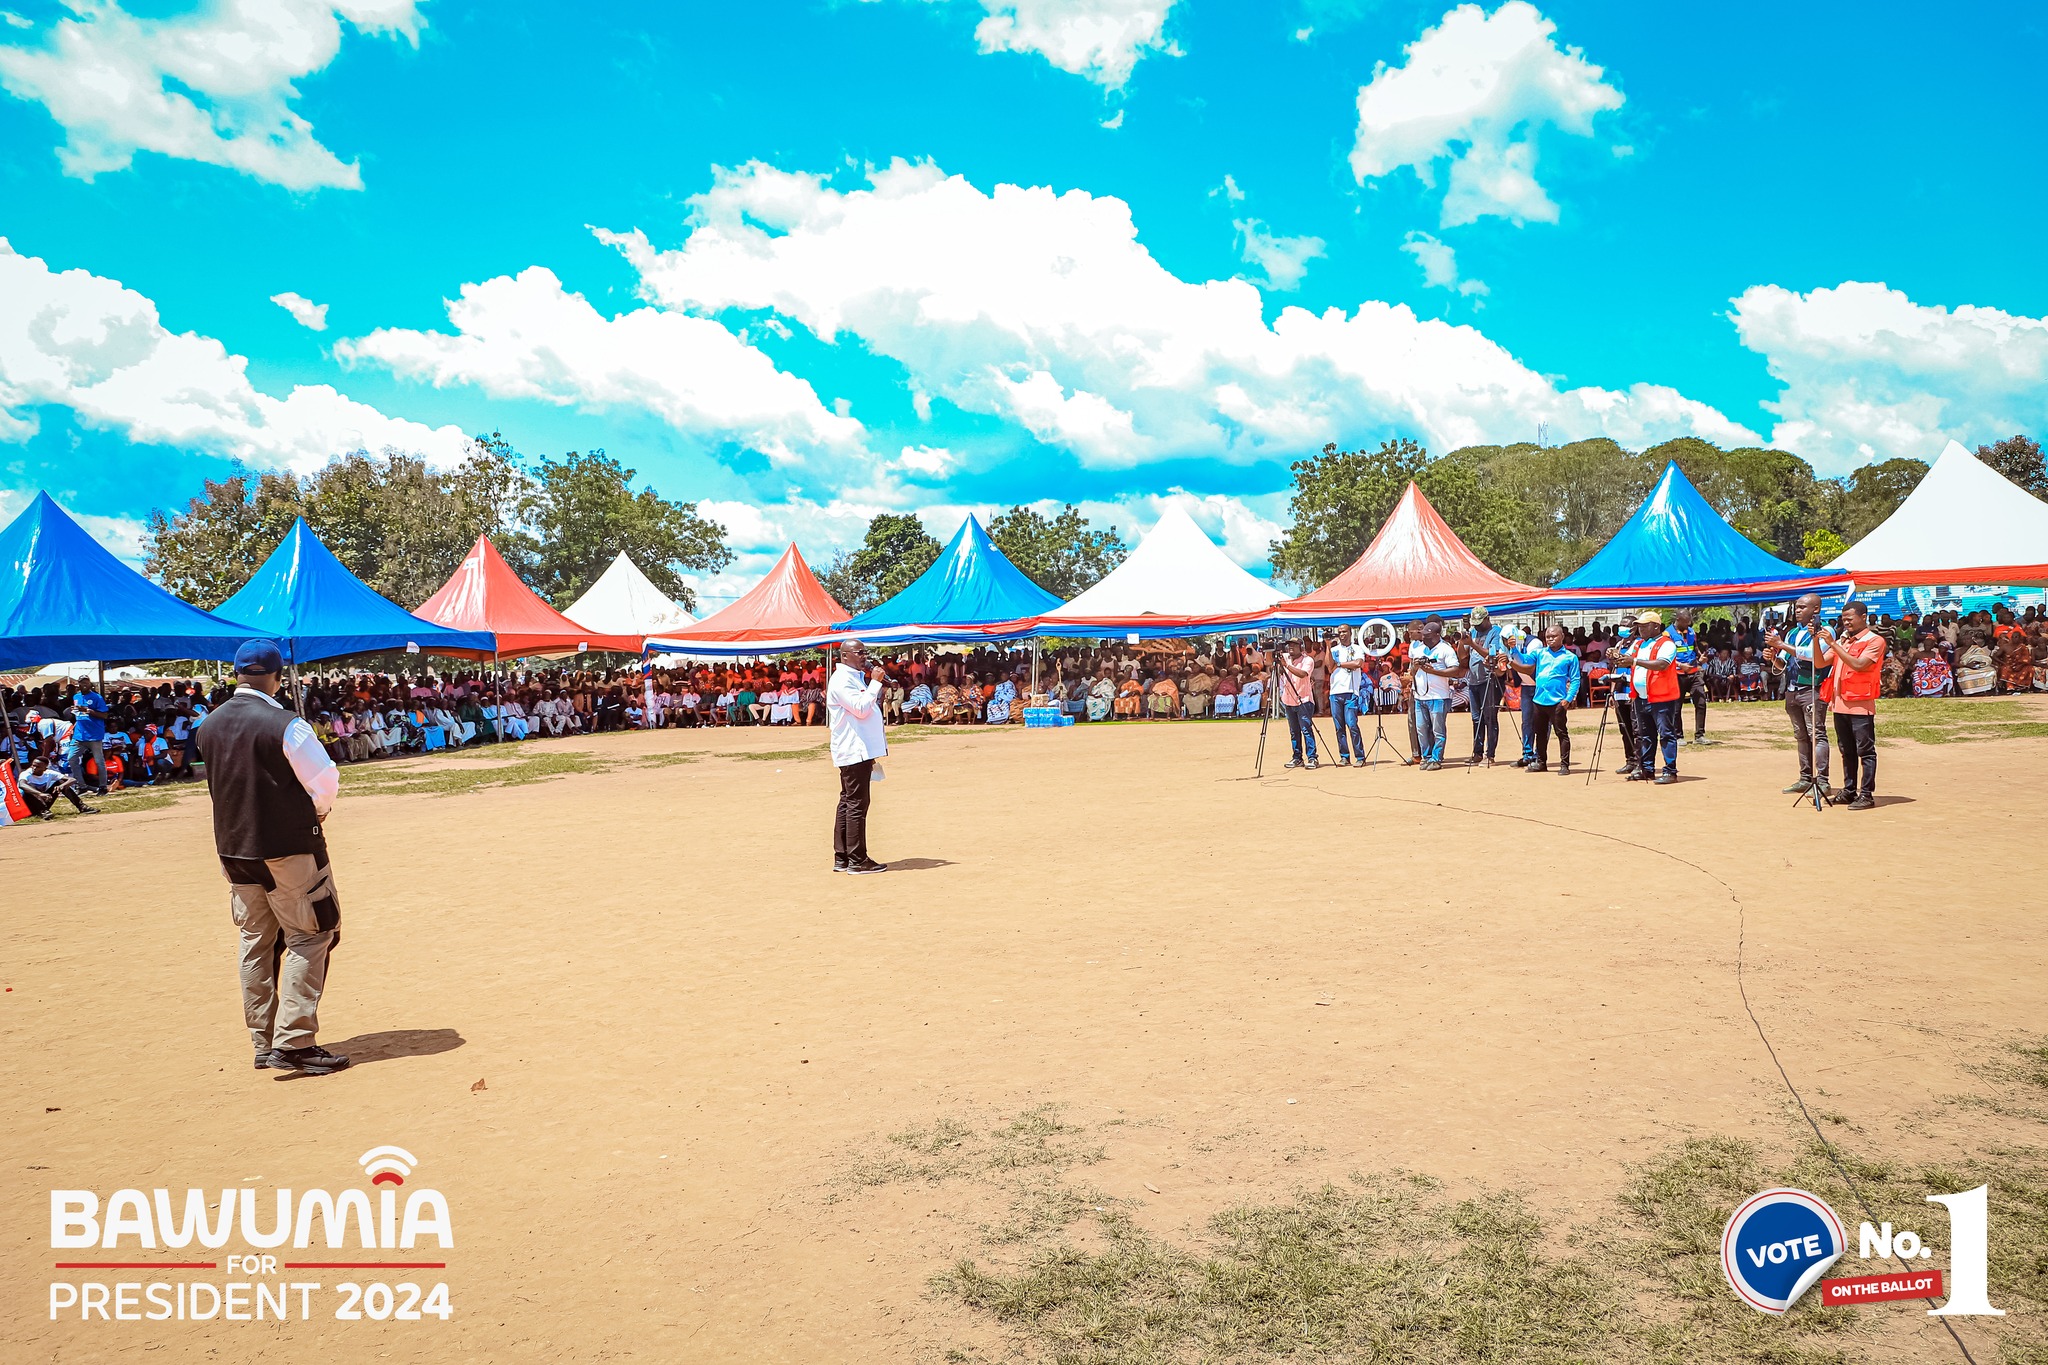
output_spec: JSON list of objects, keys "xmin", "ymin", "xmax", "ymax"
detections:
[
  {"xmin": 1326, "ymin": 626, "xmax": 1366, "ymax": 766},
  {"xmin": 1823, "ymin": 601, "xmax": 1885, "ymax": 809},
  {"xmin": 1512, "ymin": 624, "xmax": 1582, "ymax": 773},
  {"xmin": 1408, "ymin": 616, "xmax": 1461, "ymax": 772},
  {"xmin": 68, "ymin": 674, "xmax": 110, "ymax": 795},
  {"xmin": 1463, "ymin": 607, "xmax": 1505, "ymax": 767}
]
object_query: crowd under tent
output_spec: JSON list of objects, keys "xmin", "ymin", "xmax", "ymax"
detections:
[
  {"xmin": 643, "ymin": 544, "xmax": 850, "ymax": 656},
  {"xmin": 214, "ymin": 518, "xmax": 497, "ymax": 664},
  {"xmin": 416, "ymin": 536, "xmax": 643, "ymax": 658},
  {"xmin": 1252, "ymin": 482, "xmax": 1548, "ymax": 628},
  {"xmin": 0, "ymin": 491, "xmax": 254, "ymax": 672},
  {"xmin": 564, "ymin": 551, "xmax": 700, "ymax": 638},
  {"xmin": 1028, "ymin": 504, "xmax": 1285, "ymax": 637},
  {"xmin": 836, "ymin": 515, "xmax": 1060, "ymax": 644},
  {"xmin": 1541, "ymin": 462, "xmax": 1850, "ymax": 611},
  {"xmin": 1828, "ymin": 439, "xmax": 2048, "ymax": 589}
]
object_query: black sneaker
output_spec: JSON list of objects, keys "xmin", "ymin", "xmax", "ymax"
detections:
[
  {"xmin": 1526, "ymin": 763, "xmax": 1548, "ymax": 773},
  {"xmin": 1781, "ymin": 778, "xmax": 1813, "ymax": 794},
  {"xmin": 833, "ymin": 859, "xmax": 850, "ymax": 873},
  {"xmin": 1654, "ymin": 771, "xmax": 1676, "ymax": 785},
  {"xmin": 1557, "ymin": 762, "xmax": 1571, "ymax": 775},
  {"xmin": 255, "ymin": 1050, "xmax": 278, "ymax": 1070},
  {"xmin": 270, "ymin": 1045, "xmax": 351, "ymax": 1075},
  {"xmin": 845, "ymin": 859, "xmax": 889, "ymax": 875},
  {"xmin": 79, "ymin": 804, "xmax": 101, "ymax": 814},
  {"xmin": 1614, "ymin": 764, "xmax": 1635, "ymax": 775},
  {"xmin": 1847, "ymin": 795, "xmax": 1875, "ymax": 810}
]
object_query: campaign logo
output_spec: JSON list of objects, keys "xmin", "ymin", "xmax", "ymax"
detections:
[{"xmin": 1721, "ymin": 1188, "xmax": 1845, "ymax": 1315}]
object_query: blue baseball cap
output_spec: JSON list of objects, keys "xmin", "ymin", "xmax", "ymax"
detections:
[{"xmin": 233, "ymin": 640, "xmax": 285, "ymax": 675}]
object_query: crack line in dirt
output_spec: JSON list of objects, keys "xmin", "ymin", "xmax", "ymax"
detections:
[{"xmin": 1287, "ymin": 779, "xmax": 1981, "ymax": 1364}]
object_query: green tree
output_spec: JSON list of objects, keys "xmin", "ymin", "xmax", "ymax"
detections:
[
  {"xmin": 145, "ymin": 471, "xmax": 305, "ymax": 607},
  {"xmin": 1449, "ymin": 437, "xmax": 1654, "ymax": 582},
  {"xmin": 987, "ymin": 503, "xmax": 1127, "ymax": 598},
  {"xmin": 515, "ymin": 449, "xmax": 731, "ymax": 610},
  {"xmin": 1266, "ymin": 438, "xmax": 1428, "ymax": 588},
  {"xmin": 1799, "ymin": 527, "xmax": 1849, "ymax": 567},
  {"xmin": 299, "ymin": 445, "xmax": 531, "ymax": 607},
  {"xmin": 1977, "ymin": 433, "xmax": 2046, "ymax": 498},
  {"xmin": 820, "ymin": 513, "xmax": 944, "ymax": 613}
]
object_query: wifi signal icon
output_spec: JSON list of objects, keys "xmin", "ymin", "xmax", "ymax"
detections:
[{"xmin": 359, "ymin": 1145, "xmax": 419, "ymax": 1187}]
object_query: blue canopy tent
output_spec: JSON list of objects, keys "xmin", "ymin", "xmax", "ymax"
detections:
[
  {"xmin": 0, "ymin": 491, "xmax": 255, "ymax": 672},
  {"xmin": 215, "ymin": 519, "xmax": 497, "ymax": 664},
  {"xmin": 1540, "ymin": 462, "xmax": 1852, "ymax": 611},
  {"xmin": 835, "ymin": 514, "xmax": 1061, "ymax": 643}
]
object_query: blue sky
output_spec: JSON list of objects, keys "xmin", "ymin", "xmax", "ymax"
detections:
[{"xmin": 2, "ymin": 0, "xmax": 2044, "ymax": 603}]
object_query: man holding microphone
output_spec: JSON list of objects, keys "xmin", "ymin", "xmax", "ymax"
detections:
[{"xmin": 828, "ymin": 639, "xmax": 889, "ymax": 874}]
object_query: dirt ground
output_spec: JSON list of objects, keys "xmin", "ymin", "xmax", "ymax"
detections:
[{"xmin": 3, "ymin": 699, "xmax": 2044, "ymax": 1363}]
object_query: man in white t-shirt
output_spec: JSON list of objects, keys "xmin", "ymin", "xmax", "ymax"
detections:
[
  {"xmin": 1408, "ymin": 614, "xmax": 1461, "ymax": 771},
  {"xmin": 1326, "ymin": 626, "xmax": 1367, "ymax": 767}
]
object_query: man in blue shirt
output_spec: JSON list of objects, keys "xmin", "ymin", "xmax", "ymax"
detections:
[
  {"xmin": 67, "ymin": 675, "xmax": 110, "ymax": 796},
  {"xmin": 1512, "ymin": 624, "xmax": 1583, "ymax": 773}
]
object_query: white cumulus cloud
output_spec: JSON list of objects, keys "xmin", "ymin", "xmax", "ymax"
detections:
[
  {"xmin": 1401, "ymin": 231, "xmax": 1488, "ymax": 297},
  {"xmin": 271, "ymin": 290, "xmax": 329, "ymax": 330},
  {"xmin": 1730, "ymin": 280, "xmax": 2048, "ymax": 475},
  {"xmin": 335, "ymin": 263, "xmax": 869, "ymax": 469},
  {"xmin": 0, "ymin": 237, "xmax": 468, "ymax": 472},
  {"xmin": 1349, "ymin": 1, "xmax": 1623, "ymax": 227},
  {"xmin": 0, "ymin": 0, "xmax": 426, "ymax": 191},
  {"xmin": 971, "ymin": 0, "xmax": 1181, "ymax": 89},
  {"xmin": 1235, "ymin": 218, "xmax": 1326, "ymax": 292},
  {"xmin": 600, "ymin": 158, "xmax": 1753, "ymax": 476}
]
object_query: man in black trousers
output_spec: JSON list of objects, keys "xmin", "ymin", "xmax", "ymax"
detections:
[
  {"xmin": 194, "ymin": 641, "xmax": 351, "ymax": 1075},
  {"xmin": 827, "ymin": 638, "xmax": 889, "ymax": 874}
]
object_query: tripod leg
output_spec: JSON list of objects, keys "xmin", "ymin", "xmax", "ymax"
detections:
[{"xmin": 1585, "ymin": 697, "xmax": 1611, "ymax": 785}]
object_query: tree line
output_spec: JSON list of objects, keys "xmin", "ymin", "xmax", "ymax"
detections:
[
  {"xmin": 144, "ymin": 429, "xmax": 2045, "ymax": 616},
  {"xmin": 1266, "ymin": 432, "xmax": 2045, "ymax": 590},
  {"xmin": 146, "ymin": 435, "xmax": 731, "ymax": 611}
]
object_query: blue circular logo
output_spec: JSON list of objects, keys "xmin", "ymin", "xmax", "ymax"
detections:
[{"xmin": 1722, "ymin": 1188, "xmax": 1845, "ymax": 1314}]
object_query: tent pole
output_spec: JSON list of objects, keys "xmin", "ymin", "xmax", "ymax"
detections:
[
  {"xmin": 493, "ymin": 653, "xmax": 504, "ymax": 743},
  {"xmin": 1031, "ymin": 639, "xmax": 1040, "ymax": 698}
]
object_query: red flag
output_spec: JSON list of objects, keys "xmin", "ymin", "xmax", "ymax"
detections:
[{"xmin": 0, "ymin": 764, "xmax": 32, "ymax": 826}]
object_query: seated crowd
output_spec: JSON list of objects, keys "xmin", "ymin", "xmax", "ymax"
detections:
[{"xmin": 5, "ymin": 605, "xmax": 2040, "ymax": 809}]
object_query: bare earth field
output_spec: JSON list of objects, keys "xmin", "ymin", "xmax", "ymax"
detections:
[{"xmin": 4, "ymin": 698, "xmax": 2046, "ymax": 1364}]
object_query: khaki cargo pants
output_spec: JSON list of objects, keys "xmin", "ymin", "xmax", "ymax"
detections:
[{"xmin": 222, "ymin": 852, "xmax": 342, "ymax": 1054}]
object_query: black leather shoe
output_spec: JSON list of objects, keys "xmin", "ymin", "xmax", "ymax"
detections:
[
  {"xmin": 845, "ymin": 859, "xmax": 889, "ymax": 875},
  {"xmin": 270, "ymin": 1046, "xmax": 351, "ymax": 1075}
]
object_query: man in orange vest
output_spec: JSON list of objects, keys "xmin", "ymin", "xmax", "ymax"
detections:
[
  {"xmin": 1629, "ymin": 609, "xmax": 1684, "ymax": 784},
  {"xmin": 1820, "ymin": 601, "xmax": 1886, "ymax": 809}
]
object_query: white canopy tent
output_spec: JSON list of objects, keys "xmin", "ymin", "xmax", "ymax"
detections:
[
  {"xmin": 563, "ymin": 552, "xmax": 699, "ymax": 637},
  {"xmin": 1042, "ymin": 503, "xmax": 1285, "ymax": 627},
  {"xmin": 1829, "ymin": 440, "xmax": 2048, "ymax": 588}
]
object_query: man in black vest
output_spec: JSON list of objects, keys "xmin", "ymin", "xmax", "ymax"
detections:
[{"xmin": 194, "ymin": 641, "xmax": 351, "ymax": 1075}]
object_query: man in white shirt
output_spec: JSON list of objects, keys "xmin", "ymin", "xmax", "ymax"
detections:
[
  {"xmin": 1408, "ymin": 614, "xmax": 1462, "ymax": 771},
  {"xmin": 1326, "ymin": 627, "xmax": 1366, "ymax": 768},
  {"xmin": 827, "ymin": 639, "xmax": 890, "ymax": 874}
]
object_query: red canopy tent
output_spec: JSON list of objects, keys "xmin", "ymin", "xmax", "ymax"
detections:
[
  {"xmin": 643, "ymin": 544, "xmax": 850, "ymax": 655},
  {"xmin": 1254, "ymin": 482, "xmax": 1547, "ymax": 626},
  {"xmin": 417, "ymin": 536, "xmax": 643, "ymax": 657}
]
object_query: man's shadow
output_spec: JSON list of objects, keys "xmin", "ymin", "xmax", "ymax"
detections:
[
  {"xmin": 274, "ymin": 1028, "xmax": 464, "ymax": 1079},
  {"xmin": 884, "ymin": 857, "xmax": 954, "ymax": 872}
]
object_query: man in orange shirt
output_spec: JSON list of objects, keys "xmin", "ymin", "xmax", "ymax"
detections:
[{"xmin": 1822, "ymin": 601, "xmax": 1886, "ymax": 810}]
